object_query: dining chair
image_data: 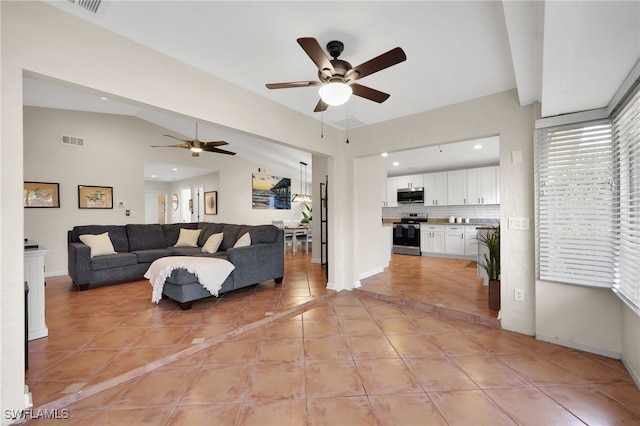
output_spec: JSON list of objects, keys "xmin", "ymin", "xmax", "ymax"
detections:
[
  {"xmin": 272, "ymin": 220, "xmax": 294, "ymax": 253},
  {"xmin": 300, "ymin": 221, "xmax": 312, "ymax": 252}
]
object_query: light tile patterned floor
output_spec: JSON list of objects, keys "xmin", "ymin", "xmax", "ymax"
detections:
[{"xmin": 24, "ymin": 252, "xmax": 640, "ymax": 425}]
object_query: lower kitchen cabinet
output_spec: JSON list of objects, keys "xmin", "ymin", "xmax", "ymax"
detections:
[
  {"xmin": 464, "ymin": 225, "xmax": 478, "ymax": 256},
  {"xmin": 444, "ymin": 225, "xmax": 465, "ymax": 255},
  {"xmin": 421, "ymin": 225, "xmax": 444, "ymax": 253}
]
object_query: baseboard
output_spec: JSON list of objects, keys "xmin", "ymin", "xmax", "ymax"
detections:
[
  {"xmin": 535, "ymin": 334, "xmax": 621, "ymax": 359},
  {"xmin": 45, "ymin": 270, "xmax": 67, "ymax": 278},
  {"xmin": 621, "ymin": 356, "xmax": 640, "ymax": 389},
  {"xmin": 358, "ymin": 267, "xmax": 384, "ymax": 280}
]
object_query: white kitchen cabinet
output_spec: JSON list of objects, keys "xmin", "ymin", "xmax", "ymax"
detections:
[
  {"xmin": 421, "ymin": 225, "xmax": 444, "ymax": 253},
  {"xmin": 385, "ymin": 177, "xmax": 398, "ymax": 207},
  {"xmin": 423, "ymin": 172, "xmax": 448, "ymax": 206},
  {"xmin": 396, "ymin": 174, "xmax": 424, "ymax": 189},
  {"xmin": 464, "ymin": 225, "xmax": 478, "ymax": 256},
  {"xmin": 447, "ymin": 170, "xmax": 467, "ymax": 205},
  {"xmin": 25, "ymin": 245, "xmax": 49, "ymax": 340},
  {"xmin": 467, "ymin": 166, "xmax": 498, "ymax": 205},
  {"xmin": 444, "ymin": 226, "xmax": 465, "ymax": 255}
]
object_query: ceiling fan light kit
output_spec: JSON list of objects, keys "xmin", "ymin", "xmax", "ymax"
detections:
[
  {"xmin": 318, "ymin": 82, "xmax": 352, "ymax": 106},
  {"xmin": 266, "ymin": 37, "xmax": 406, "ymax": 112}
]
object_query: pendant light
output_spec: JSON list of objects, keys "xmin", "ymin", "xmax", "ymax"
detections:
[{"xmin": 292, "ymin": 161, "xmax": 311, "ymax": 202}]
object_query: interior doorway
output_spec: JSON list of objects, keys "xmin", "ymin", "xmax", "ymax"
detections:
[{"xmin": 144, "ymin": 191, "xmax": 167, "ymax": 224}]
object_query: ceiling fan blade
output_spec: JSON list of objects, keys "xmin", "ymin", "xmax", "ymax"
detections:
[
  {"xmin": 202, "ymin": 141, "xmax": 229, "ymax": 147},
  {"xmin": 297, "ymin": 37, "xmax": 335, "ymax": 77},
  {"xmin": 347, "ymin": 47, "xmax": 406, "ymax": 81},
  {"xmin": 313, "ymin": 99, "xmax": 328, "ymax": 112},
  {"xmin": 350, "ymin": 83, "xmax": 391, "ymax": 104},
  {"xmin": 266, "ymin": 81, "xmax": 322, "ymax": 90},
  {"xmin": 205, "ymin": 147, "xmax": 237, "ymax": 156},
  {"xmin": 163, "ymin": 134, "xmax": 189, "ymax": 143},
  {"xmin": 151, "ymin": 143, "xmax": 190, "ymax": 149}
]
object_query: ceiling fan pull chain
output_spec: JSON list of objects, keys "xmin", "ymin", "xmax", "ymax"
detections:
[
  {"xmin": 321, "ymin": 109, "xmax": 324, "ymax": 139},
  {"xmin": 345, "ymin": 102, "xmax": 349, "ymax": 144}
]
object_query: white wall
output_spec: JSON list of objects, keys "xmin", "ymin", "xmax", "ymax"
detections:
[
  {"xmin": 24, "ymin": 107, "xmax": 307, "ymax": 275},
  {"xmin": 348, "ymin": 90, "xmax": 536, "ymax": 336}
]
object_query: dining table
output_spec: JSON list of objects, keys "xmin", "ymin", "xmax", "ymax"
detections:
[{"xmin": 284, "ymin": 224, "xmax": 308, "ymax": 254}]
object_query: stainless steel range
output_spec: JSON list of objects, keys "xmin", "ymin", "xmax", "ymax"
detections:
[{"xmin": 392, "ymin": 213, "xmax": 428, "ymax": 256}]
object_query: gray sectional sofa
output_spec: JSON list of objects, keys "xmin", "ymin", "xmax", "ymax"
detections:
[{"xmin": 67, "ymin": 222, "xmax": 284, "ymax": 307}]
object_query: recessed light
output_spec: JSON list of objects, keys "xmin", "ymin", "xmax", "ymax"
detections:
[
  {"xmin": 474, "ymin": 144, "xmax": 483, "ymax": 150},
  {"xmin": 100, "ymin": 96, "xmax": 108, "ymax": 100},
  {"xmin": 151, "ymin": 174, "xmax": 156, "ymax": 178},
  {"xmin": 392, "ymin": 161, "xmax": 399, "ymax": 166},
  {"xmin": 381, "ymin": 152, "xmax": 388, "ymax": 157},
  {"xmin": 172, "ymin": 168, "xmax": 178, "ymax": 171}
]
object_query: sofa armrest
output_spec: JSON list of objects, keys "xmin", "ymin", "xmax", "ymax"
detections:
[
  {"xmin": 68, "ymin": 242, "xmax": 91, "ymax": 286},
  {"xmin": 226, "ymin": 231, "xmax": 284, "ymax": 287}
]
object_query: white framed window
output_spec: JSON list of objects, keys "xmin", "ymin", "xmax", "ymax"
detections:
[
  {"xmin": 536, "ymin": 120, "xmax": 616, "ymax": 288},
  {"xmin": 613, "ymin": 87, "xmax": 640, "ymax": 314}
]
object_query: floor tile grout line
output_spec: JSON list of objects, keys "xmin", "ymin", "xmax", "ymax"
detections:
[{"xmin": 33, "ymin": 292, "xmax": 337, "ymax": 413}]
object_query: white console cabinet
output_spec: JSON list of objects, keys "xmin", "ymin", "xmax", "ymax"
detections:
[{"xmin": 24, "ymin": 245, "xmax": 49, "ymax": 340}]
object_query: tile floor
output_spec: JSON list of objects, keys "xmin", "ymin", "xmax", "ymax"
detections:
[{"xmin": 24, "ymin": 251, "xmax": 640, "ymax": 425}]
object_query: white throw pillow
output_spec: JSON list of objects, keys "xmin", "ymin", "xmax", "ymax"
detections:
[
  {"xmin": 233, "ymin": 232, "xmax": 251, "ymax": 248},
  {"xmin": 174, "ymin": 228, "xmax": 201, "ymax": 247},
  {"xmin": 201, "ymin": 232, "xmax": 224, "ymax": 253},
  {"xmin": 79, "ymin": 232, "xmax": 116, "ymax": 258}
]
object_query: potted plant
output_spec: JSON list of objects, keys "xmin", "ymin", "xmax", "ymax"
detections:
[
  {"xmin": 478, "ymin": 226, "xmax": 500, "ymax": 310},
  {"xmin": 301, "ymin": 203, "xmax": 312, "ymax": 224}
]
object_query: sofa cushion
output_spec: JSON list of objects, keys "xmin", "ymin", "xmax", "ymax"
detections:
[
  {"xmin": 127, "ymin": 224, "xmax": 166, "ymax": 251},
  {"xmin": 133, "ymin": 248, "xmax": 175, "ymax": 263},
  {"xmin": 220, "ymin": 224, "xmax": 243, "ymax": 251},
  {"xmin": 72, "ymin": 225, "xmax": 129, "ymax": 252},
  {"xmin": 174, "ymin": 228, "xmax": 201, "ymax": 247},
  {"xmin": 198, "ymin": 222, "xmax": 225, "ymax": 246},
  {"xmin": 90, "ymin": 253, "xmax": 138, "ymax": 271},
  {"xmin": 79, "ymin": 232, "xmax": 116, "ymax": 258},
  {"xmin": 163, "ymin": 223, "xmax": 198, "ymax": 247},
  {"xmin": 233, "ymin": 232, "xmax": 251, "ymax": 248},
  {"xmin": 239, "ymin": 225, "xmax": 279, "ymax": 244},
  {"xmin": 202, "ymin": 232, "xmax": 224, "ymax": 253}
]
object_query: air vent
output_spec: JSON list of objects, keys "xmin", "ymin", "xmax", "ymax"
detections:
[
  {"xmin": 332, "ymin": 116, "xmax": 366, "ymax": 129},
  {"xmin": 67, "ymin": 0, "xmax": 102, "ymax": 14},
  {"xmin": 61, "ymin": 135, "xmax": 86, "ymax": 147}
]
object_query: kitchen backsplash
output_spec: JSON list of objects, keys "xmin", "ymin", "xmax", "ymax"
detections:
[{"xmin": 382, "ymin": 204, "xmax": 500, "ymax": 221}]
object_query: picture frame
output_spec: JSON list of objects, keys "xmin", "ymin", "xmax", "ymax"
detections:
[
  {"xmin": 204, "ymin": 191, "xmax": 218, "ymax": 215},
  {"xmin": 24, "ymin": 182, "xmax": 60, "ymax": 208},
  {"xmin": 252, "ymin": 173, "xmax": 291, "ymax": 210},
  {"xmin": 78, "ymin": 185, "xmax": 113, "ymax": 209}
]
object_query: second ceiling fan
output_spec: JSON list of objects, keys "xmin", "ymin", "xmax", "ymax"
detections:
[
  {"xmin": 152, "ymin": 123, "xmax": 236, "ymax": 157},
  {"xmin": 266, "ymin": 37, "xmax": 407, "ymax": 112}
]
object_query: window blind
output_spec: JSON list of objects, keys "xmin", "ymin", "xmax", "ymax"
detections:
[
  {"xmin": 537, "ymin": 121, "xmax": 616, "ymax": 288},
  {"xmin": 613, "ymin": 88, "xmax": 640, "ymax": 314}
]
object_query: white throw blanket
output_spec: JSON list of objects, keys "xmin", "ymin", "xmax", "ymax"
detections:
[{"xmin": 144, "ymin": 256, "xmax": 235, "ymax": 303}]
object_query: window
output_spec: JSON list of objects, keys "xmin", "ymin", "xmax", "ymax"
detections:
[
  {"xmin": 613, "ymin": 88, "xmax": 640, "ymax": 314},
  {"xmin": 536, "ymin": 121, "xmax": 616, "ymax": 288},
  {"xmin": 536, "ymin": 87, "xmax": 640, "ymax": 314}
]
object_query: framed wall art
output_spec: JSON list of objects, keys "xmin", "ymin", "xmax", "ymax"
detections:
[
  {"xmin": 24, "ymin": 182, "xmax": 60, "ymax": 208},
  {"xmin": 204, "ymin": 191, "xmax": 218, "ymax": 215},
  {"xmin": 78, "ymin": 185, "xmax": 113, "ymax": 209},
  {"xmin": 252, "ymin": 173, "xmax": 291, "ymax": 210}
]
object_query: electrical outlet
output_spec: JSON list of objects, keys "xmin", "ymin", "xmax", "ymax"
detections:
[{"xmin": 514, "ymin": 288, "xmax": 525, "ymax": 302}]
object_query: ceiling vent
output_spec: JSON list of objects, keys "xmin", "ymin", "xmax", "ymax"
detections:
[
  {"xmin": 61, "ymin": 135, "xmax": 85, "ymax": 147},
  {"xmin": 67, "ymin": 0, "xmax": 102, "ymax": 14}
]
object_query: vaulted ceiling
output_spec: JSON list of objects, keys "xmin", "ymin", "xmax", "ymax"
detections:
[{"xmin": 24, "ymin": 1, "xmax": 640, "ymax": 179}]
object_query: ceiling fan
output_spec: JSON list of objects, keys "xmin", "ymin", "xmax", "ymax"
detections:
[
  {"xmin": 151, "ymin": 123, "xmax": 236, "ymax": 157},
  {"xmin": 266, "ymin": 37, "xmax": 406, "ymax": 112}
]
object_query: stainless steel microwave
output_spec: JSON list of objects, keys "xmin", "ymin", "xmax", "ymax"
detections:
[{"xmin": 397, "ymin": 187, "xmax": 424, "ymax": 204}]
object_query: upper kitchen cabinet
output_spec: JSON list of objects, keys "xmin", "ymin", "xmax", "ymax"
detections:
[
  {"xmin": 467, "ymin": 166, "xmax": 499, "ymax": 205},
  {"xmin": 447, "ymin": 170, "xmax": 467, "ymax": 205},
  {"xmin": 423, "ymin": 172, "xmax": 447, "ymax": 206},
  {"xmin": 385, "ymin": 177, "xmax": 398, "ymax": 207},
  {"xmin": 396, "ymin": 174, "xmax": 424, "ymax": 189}
]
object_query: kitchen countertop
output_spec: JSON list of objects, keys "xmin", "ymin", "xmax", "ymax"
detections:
[{"xmin": 382, "ymin": 218, "xmax": 499, "ymax": 227}]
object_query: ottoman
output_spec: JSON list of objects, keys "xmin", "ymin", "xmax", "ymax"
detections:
[{"xmin": 162, "ymin": 268, "xmax": 235, "ymax": 310}]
